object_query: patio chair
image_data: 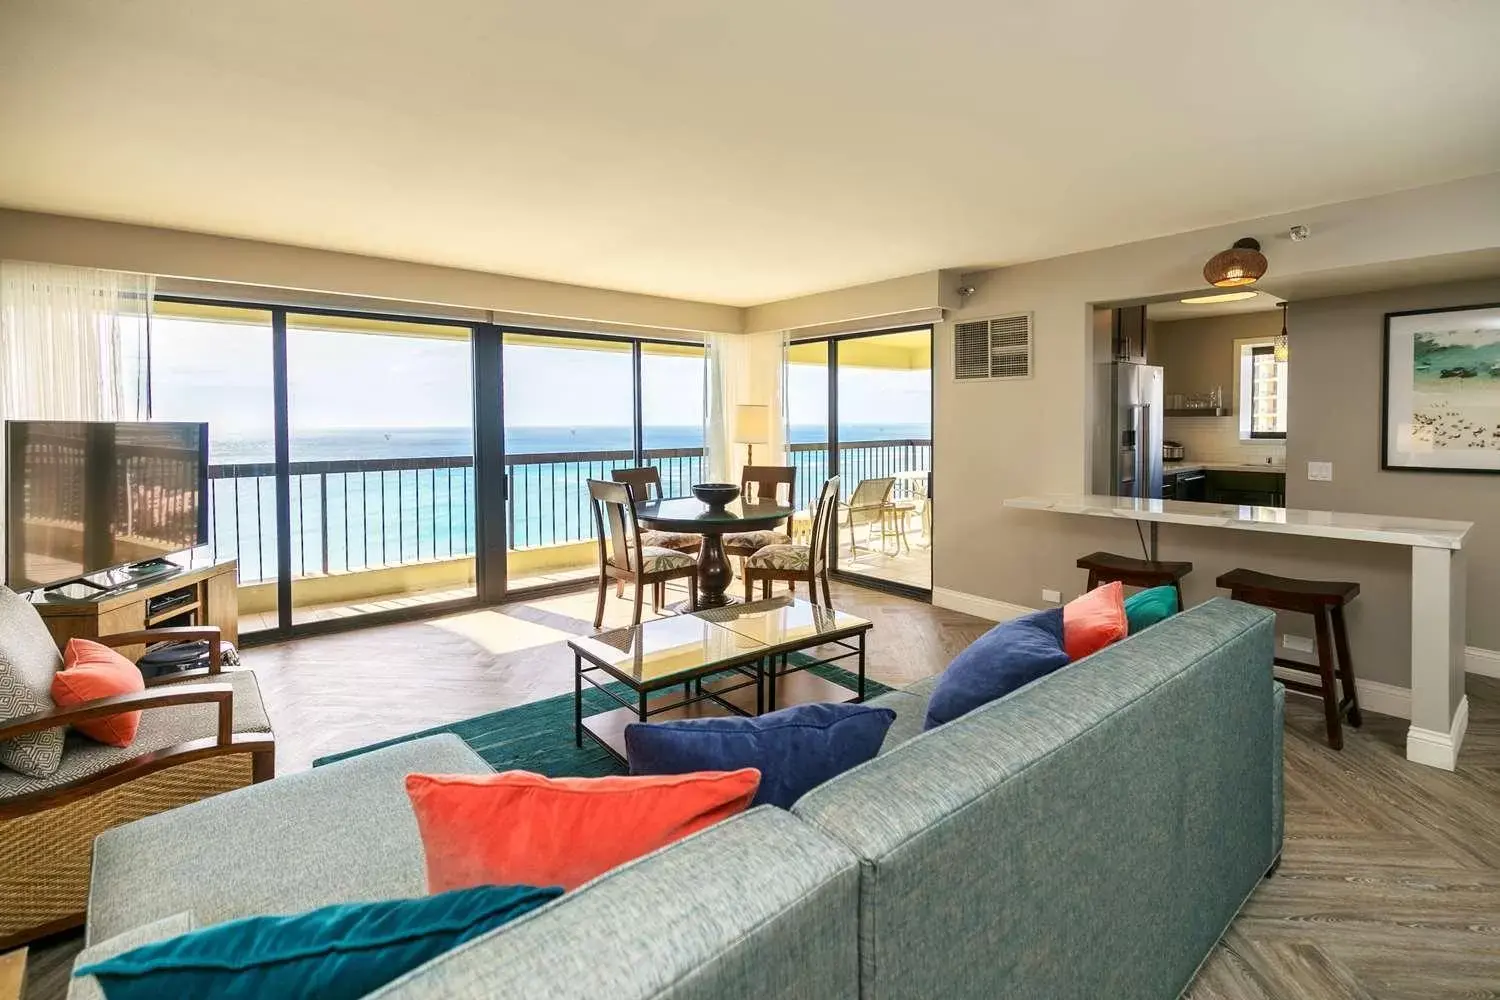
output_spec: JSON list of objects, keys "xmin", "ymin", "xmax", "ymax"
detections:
[
  {"xmin": 839, "ymin": 476, "xmax": 896, "ymax": 556},
  {"xmin": 743, "ymin": 476, "xmax": 839, "ymax": 605},
  {"xmin": 588, "ymin": 479, "xmax": 698, "ymax": 628},
  {"xmin": 0, "ymin": 586, "xmax": 274, "ymax": 948}
]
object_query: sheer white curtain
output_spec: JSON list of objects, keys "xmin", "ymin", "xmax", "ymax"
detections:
[
  {"xmin": 0, "ymin": 261, "xmax": 151, "ymax": 422},
  {"xmin": 0, "ymin": 261, "xmax": 152, "ymax": 573},
  {"xmin": 704, "ymin": 330, "xmax": 788, "ymax": 486}
]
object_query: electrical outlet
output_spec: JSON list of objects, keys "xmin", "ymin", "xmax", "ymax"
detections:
[
  {"xmin": 1041, "ymin": 588, "xmax": 1061, "ymax": 604},
  {"xmin": 1282, "ymin": 634, "xmax": 1314, "ymax": 653},
  {"xmin": 1307, "ymin": 461, "xmax": 1333, "ymax": 482}
]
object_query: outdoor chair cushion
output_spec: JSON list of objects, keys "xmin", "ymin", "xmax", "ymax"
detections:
[{"xmin": 0, "ymin": 584, "xmax": 67, "ymax": 778}]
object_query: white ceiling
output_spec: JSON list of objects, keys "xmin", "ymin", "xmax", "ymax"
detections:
[{"xmin": 2, "ymin": 0, "xmax": 1498, "ymax": 307}]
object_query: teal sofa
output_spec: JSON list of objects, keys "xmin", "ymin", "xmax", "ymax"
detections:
[{"xmin": 70, "ymin": 598, "xmax": 1282, "ymax": 999}]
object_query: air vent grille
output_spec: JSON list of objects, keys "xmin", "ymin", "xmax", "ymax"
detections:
[{"xmin": 952, "ymin": 313, "xmax": 1032, "ymax": 380}]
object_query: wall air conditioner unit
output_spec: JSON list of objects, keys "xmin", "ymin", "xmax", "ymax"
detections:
[{"xmin": 952, "ymin": 313, "xmax": 1032, "ymax": 381}]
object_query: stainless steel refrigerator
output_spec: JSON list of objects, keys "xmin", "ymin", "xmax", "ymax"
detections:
[{"xmin": 1103, "ymin": 363, "xmax": 1163, "ymax": 499}]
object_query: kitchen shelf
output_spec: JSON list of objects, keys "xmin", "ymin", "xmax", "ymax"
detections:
[{"xmin": 1164, "ymin": 408, "xmax": 1231, "ymax": 417}]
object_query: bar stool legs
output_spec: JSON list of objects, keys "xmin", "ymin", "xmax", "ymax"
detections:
[{"xmin": 1329, "ymin": 605, "xmax": 1363, "ymax": 728}]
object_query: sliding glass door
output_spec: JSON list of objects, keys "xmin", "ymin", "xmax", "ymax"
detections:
[
  {"xmin": 788, "ymin": 328, "xmax": 933, "ymax": 594},
  {"xmin": 285, "ymin": 314, "xmax": 476, "ymax": 625},
  {"xmin": 147, "ymin": 301, "xmax": 281, "ymax": 636}
]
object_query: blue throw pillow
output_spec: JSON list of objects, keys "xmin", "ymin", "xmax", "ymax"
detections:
[
  {"xmin": 1124, "ymin": 585, "xmax": 1179, "ymax": 633},
  {"xmin": 74, "ymin": 883, "xmax": 562, "ymax": 1000},
  {"xmin": 924, "ymin": 607, "xmax": 1071, "ymax": 730},
  {"xmin": 624, "ymin": 702, "xmax": 896, "ymax": 809}
]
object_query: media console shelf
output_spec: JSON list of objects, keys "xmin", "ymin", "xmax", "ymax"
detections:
[{"xmin": 28, "ymin": 556, "xmax": 239, "ymax": 662}]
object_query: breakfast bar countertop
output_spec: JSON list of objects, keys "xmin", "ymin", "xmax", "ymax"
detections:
[{"xmin": 1002, "ymin": 494, "xmax": 1472, "ymax": 550}]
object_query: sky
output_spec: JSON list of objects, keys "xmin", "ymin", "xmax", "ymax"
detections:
[{"xmin": 147, "ymin": 318, "xmax": 932, "ymax": 435}]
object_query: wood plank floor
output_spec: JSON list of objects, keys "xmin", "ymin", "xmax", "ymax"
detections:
[{"xmin": 23, "ymin": 583, "xmax": 1500, "ymax": 998}]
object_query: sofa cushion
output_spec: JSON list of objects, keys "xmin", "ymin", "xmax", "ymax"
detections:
[
  {"xmin": 1062, "ymin": 581, "xmax": 1128, "ymax": 660},
  {"xmin": 0, "ymin": 669, "xmax": 268, "ymax": 799},
  {"xmin": 0, "ymin": 584, "xmax": 66, "ymax": 778},
  {"xmin": 76, "ymin": 885, "xmax": 562, "ymax": 1000},
  {"xmin": 406, "ymin": 769, "xmax": 760, "ymax": 892},
  {"xmin": 624, "ymin": 703, "xmax": 896, "ymax": 808},
  {"xmin": 864, "ymin": 690, "xmax": 928, "ymax": 755},
  {"xmin": 86, "ymin": 734, "xmax": 493, "ymax": 946},
  {"xmin": 366, "ymin": 808, "xmax": 861, "ymax": 1000},
  {"xmin": 1124, "ymin": 585, "xmax": 1180, "ymax": 634},
  {"xmin": 70, "ymin": 912, "xmax": 196, "ymax": 1000},
  {"xmin": 53, "ymin": 639, "xmax": 147, "ymax": 747},
  {"xmin": 923, "ymin": 608, "xmax": 1070, "ymax": 730}
]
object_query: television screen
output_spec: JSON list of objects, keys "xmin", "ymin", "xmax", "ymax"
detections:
[{"xmin": 4, "ymin": 421, "xmax": 209, "ymax": 590}]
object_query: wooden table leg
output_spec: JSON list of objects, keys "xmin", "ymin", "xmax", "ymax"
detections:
[{"xmin": 695, "ymin": 532, "xmax": 735, "ymax": 608}]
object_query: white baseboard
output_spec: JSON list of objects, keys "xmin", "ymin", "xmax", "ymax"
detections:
[
  {"xmin": 1405, "ymin": 695, "xmax": 1469, "ymax": 771},
  {"xmin": 1272, "ymin": 666, "xmax": 1412, "ymax": 720},
  {"xmin": 931, "ymin": 588, "xmax": 1038, "ymax": 622},
  {"xmin": 1466, "ymin": 646, "xmax": 1500, "ymax": 679}
]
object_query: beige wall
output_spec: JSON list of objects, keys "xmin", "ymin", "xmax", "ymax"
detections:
[
  {"xmin": 1286, "ymin": 277, "xmax": 1500, "ymax": 660},
  {"xmin": 742, "ymin": 270, "xmax": 953, "ymax": 335},
  {"xmin": 933, "ymin": 173, "xmax": 1500, "ymax": 694},
  {"xmin": 0, "ymin": 209, "xmax": 741, "ymax": 336}
]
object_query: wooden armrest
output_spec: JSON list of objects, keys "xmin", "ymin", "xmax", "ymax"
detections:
[
  {"xmin": 95, "ymin": 626, "xmax": 223, "ymax": 673},
  {"xmin": 0, "ymin": 684, "xmax": 234, "ymax": 746}
]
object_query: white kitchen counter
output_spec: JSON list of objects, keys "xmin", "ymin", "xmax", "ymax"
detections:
[
  {"xmin": 1162, "ymin": 461, "xmax": 1287, "ymax": 475},
  {"xmin": 1003, "ymin": 493, "xmax": 1473, "ymax": 770},
  {"xmin": 1003, "ymin": 494, "xmax": 1470, "ymax": 549}
]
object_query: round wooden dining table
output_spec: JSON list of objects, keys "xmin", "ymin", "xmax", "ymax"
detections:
[{"xmin": 635, "ymin": 497, "xmax": 795, "ymax": 608}]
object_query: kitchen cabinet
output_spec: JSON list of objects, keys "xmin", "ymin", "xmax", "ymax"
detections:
[{"xmin": 1205, "ymin": 470, "xmax": 1285, "ymax": 507}]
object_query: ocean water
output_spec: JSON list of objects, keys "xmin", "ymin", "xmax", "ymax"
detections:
[{"xmin": 207, "ymin": 424, "xmax": 931, "ymax": 582}]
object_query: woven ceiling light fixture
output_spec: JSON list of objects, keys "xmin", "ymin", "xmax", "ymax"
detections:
[{"xmin": 1202, "ymin": 237, "xmax": 1268, "ymax": 287}]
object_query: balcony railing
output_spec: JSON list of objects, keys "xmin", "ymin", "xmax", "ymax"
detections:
[{"xmin": 207, "ymin": 439, "xmax": 929, "ymax": 584}]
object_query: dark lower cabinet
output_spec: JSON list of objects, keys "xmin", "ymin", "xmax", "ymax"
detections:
[{"xmin": 1205, "ymin": 470, "xmax": 1285, "ymax": 507}]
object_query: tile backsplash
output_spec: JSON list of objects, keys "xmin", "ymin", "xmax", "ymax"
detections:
[{"xmin": 1163, "ymin": 416, "xmax": 1286, "ymax": 466}]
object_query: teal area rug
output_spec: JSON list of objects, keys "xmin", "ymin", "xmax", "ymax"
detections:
[{"xmin": 313, "ymin": 657, "xmax": 891, "ymax": 777}]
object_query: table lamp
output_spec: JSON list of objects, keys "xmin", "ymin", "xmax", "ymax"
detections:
[{"xmin": 734, "ymin": 404, "xmax": 770, "ymax": 466}]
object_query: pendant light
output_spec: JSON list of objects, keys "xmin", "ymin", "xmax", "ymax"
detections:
[
  {"xmin": 1203, "ymin": 237, "xmax": 1268, "ymax": 287},
  {"xmin": 1274, "ymin": 302, "xmax": 1290, "ymax": 362}
]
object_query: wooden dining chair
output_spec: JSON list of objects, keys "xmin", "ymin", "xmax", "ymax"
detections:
[
  {"xmin": 724, "ymin": 465, "xmax": 796, "ymax": 567},
  {"xmin": 609, "ymin": 467, "xmax": 702, "ymax": 554},
  {"xmin": 743, "ymin": 476, "xmax": 839, "ymax": 606},
  {"xmin": 587, "ymin": 479, "xmax": 698, "ymax": 628}
]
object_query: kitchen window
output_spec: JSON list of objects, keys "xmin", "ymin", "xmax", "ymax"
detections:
[{"xmin": 1237, "ymin": 342, "xmax": 1287, "ymax": 440}]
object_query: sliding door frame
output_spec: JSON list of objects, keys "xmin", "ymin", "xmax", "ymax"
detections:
[{"xmin": 789, "ymin": 323, "xmax": 935, "ymax": 601}]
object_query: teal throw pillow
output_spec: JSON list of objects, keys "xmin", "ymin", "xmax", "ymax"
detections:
[
  {"xmin": 75, "ymin": 883, "xmax": 562, "ymax": 1000},
  {"xmin": 1124, "ymin": 586, "xmax": 1180, "ymax": 634}
]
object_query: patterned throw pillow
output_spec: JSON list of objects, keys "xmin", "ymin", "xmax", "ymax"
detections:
[{"xmin": 0, "ymin": 585, "xmax": 67, "ymax": 778}]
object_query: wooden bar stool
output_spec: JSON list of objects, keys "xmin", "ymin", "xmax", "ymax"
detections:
[
  {"xmin": 1216, "ymin": 568, "xmax": 1363, "ymax": 750},
  {"xmin": 1076, "ymin": 551, "xmax": 1193, "ymax": 609}
]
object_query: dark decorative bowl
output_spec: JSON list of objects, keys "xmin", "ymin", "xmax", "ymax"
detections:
[{"xmin": 691, "ymin": 482, "xmax": 741, "ymax": 510}]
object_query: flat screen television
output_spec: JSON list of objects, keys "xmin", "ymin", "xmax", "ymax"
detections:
[{"xmin": 4, "ymin": 421, "xmax": 209, "ymax": 591}]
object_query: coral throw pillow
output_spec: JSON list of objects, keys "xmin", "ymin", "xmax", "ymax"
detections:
[
  {"xmin": 405, "ymin": 768, "xmax": 760, "ymax": 893},
  {"xmin": 1062, "ymin": 581, "xmax": 1129, "ymax": 661},
  {"xmin": 51, "ymin": 638, "xmax": 145, "ymax": 747}
]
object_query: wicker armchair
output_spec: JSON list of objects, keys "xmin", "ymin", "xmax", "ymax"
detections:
[{"xmin": 0, "ymin": 614, "xmax": 274, "ymax": 949}]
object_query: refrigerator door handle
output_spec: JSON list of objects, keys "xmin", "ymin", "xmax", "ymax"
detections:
[{"xmin": 1132, "ymin": 405, "xmax": 1144, "ymax": 498}]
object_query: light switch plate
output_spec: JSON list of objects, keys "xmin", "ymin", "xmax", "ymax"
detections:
[
  {"xmin": 1307, "ymin": 461, "xmax": 1333, "ymax": 481},
  {"xmin": 1041, "ymin": 588, "xmax": 1061, "ymax": 604}
]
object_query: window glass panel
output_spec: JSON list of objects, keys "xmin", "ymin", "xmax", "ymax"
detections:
[
  {"xmin": 1250, "ymin": 346, "xmax": 1288, "ymax": 436},
  {"xmin": 641, "ymin": 341, "xmax": 706, "ymax": 497}
]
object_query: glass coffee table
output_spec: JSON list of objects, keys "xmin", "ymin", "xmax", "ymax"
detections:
[{"xmin": 569, "ymin": 597, "xmax": 873, "ymax": 763}]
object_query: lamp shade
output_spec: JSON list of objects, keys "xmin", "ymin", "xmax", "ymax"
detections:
[
  {"xmin": 1202, "ymin": 237, "xmax": 1268, "ymax": 288},
  {"xmin": 734, "ymin": 404, "xmax": 771, "ymax": 444}
]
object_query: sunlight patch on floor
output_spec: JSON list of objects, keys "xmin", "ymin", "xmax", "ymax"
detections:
[{"xmin": 430, "ymin": 609, "xmax": 573, "ymax": 654}]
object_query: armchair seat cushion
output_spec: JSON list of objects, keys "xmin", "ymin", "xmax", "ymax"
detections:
[
  {"xmin": 0, "ymin": 670, "xmax": 270, "ymax": 799},
  {"xmin": 640, "ymin": 529, "xmax": 701, "ymax": 552},
  {"xmin": 746, "ymin": 544, "xmax": 811, "ymax": 572},
  {"xmin": 723, "ymin": 530, "xmax": 791, "ymax": 555}
]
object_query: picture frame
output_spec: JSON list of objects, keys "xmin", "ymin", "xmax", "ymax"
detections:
[{"xmin": 1382, "ymin": 302, "xmax": 1500, "ymax": 473}]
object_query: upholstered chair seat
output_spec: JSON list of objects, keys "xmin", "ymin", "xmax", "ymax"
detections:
[
  {"xmin": 641, "ymin": 529, "xmax": 702, "ymax": 553},
  {"xmin": 724, "ymin": 530, "xmax": 791, "ymax": 556},
  {"xmin": 638, "ymin": 547, "xmax": 697, "ymax": 572},
  {"xmin": 745, "ymin": 544, "xmax": 811, "ymax": 572}
]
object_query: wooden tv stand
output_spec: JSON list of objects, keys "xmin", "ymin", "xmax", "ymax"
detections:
[{"xmin": 29, "ymin": 557, "xmax": 239, "ymax": 662}]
